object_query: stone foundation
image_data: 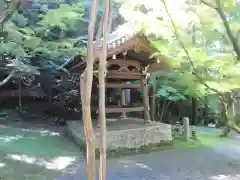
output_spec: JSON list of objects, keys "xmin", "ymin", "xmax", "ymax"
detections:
[{"xmin": 67, "ymin": 118, "xmax": 172, "ymax": 157}]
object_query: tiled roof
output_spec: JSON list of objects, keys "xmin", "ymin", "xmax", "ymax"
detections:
[{"xmin": 94, "ymin": 22, "xmax": 143, "ymax": 50}]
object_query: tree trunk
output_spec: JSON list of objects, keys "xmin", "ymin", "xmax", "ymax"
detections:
[
  {"xmin": 81, "ymin": 0, "xmax": 99, "ymax": 179},
  {"xmin": 98, "ymin": 0, "xmax": 111, "ymax": 180},
  {"xmin": 203, "ymin": 96, "xmax": 208, "ymax": 125},
  {"xmin": 191, "ymin": 98, "xmax": 197, "ymax": 125},
  {"xmin": 220, "ymin": 97, "xmax": 240, "ymax": 136},
  {"xmin": 0, "ymin": 1, "xmax": 21, "ymax": 87},
  {"xmin": 141, "ymin": 76, "xmax": 151, "ymax": 122},
  {"xmin": 18, "ymin": 79, "xmax": 22, "ymax": 108},
  {"xmin": 191, "ymin": 97, "xmax": 197, "ymax": 139},
  {"xmin": 157, "ymin": 98, "xmax": 160, "ymax": 118}
]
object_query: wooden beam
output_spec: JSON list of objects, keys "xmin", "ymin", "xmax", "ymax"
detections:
[
  {"xmin": 108, "ymin": 71, "xmax": 143, "ymax": 76},
  {"xmin": 106, "ymin": 59, "xmax": 141, "ymax": 68},
  {"xmin": 106, "ymin": 83, "xmax": 141, "ymax": 89},
  {"xmin": 69, "ymin": 61, "xmax": 86, "ymax": 72},
  {"xmin": 107, "ymin": 74, "xmax": 141, "ymax": 80},
  {"xmin": 106, "ymin": 71, "xmax": 143, "ymax": 80},
  {"xmin": 106, "ymin": 106, "xmax": 144, "ymax": 113},
  {"xmin": 93, "ymin": 106, "xmax": 144, "ymax": 113}
]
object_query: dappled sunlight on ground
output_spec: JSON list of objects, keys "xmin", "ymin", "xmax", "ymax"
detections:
[
  {"xmin": 0, "ymin": 134, "xmax": 24, "ymax": 143},
  {"xmin": 210, "ymin": 174, "xmax": 240, "ymax": 180},
  {"xmin": 0, "ymin": 162, "xmax": 5, "ymax": 167},
  {"xmin": 0, "ymin": 122, "xmax": 84, "ymax": 180},
  {"xmin": 6, "ymin": 154, "xmax": 77, "ymax": 170}
]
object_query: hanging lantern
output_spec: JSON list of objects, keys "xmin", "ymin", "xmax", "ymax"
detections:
[{"xmin": 122, "ymin": 50, "xmax": 127, "ymax": 56}]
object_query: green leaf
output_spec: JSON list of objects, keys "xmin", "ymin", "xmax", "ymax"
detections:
[{"xmin": 23, "ymin": 37, "xmax": 42, "ymax": 50}]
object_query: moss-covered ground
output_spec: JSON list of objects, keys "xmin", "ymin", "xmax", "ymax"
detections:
[{"xmin": 0, "ymin": 122, "xmax": 84, "ymax": 180}]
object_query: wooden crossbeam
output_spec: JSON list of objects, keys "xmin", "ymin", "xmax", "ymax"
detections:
[
  {"xmin": 106, "ymin": 83, "xmax": 141, "ymax": 89},
  {"xmin": 105, "ymin": 106, "xmax": 144, "ymax": 113},
  {"xmin": 106, "ymin": 59, "xmax": 141, "ymax": 68},
  {"xmin": 107, "ymin": 71, "xmax": 143, "ymax": 80},
  {"xmin": 93, "ymin": 106, "xmax": 144, "ymax": 113},
  {"xmin": 107, "ymin": 71, "xmax": 142, "ymax": 76}
]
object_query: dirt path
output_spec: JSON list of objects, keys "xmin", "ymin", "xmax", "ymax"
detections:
[
  {"xmin": 1, "ymin": 123, "xmax": 240, "ymax": 180},
  {"xmin": 58, "ymin": 128, "xmax": 240, "ymax": 180}
]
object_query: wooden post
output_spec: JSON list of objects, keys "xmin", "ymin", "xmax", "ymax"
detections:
[
  {"xmin": 151, "ymin": 75, "xmax": 156, "ymax": 121},
  {"xmin": 120, "ymin": 89, "xmax": 127, "ymax": 118},
  {"xmin": 141, "ymin": 76, "xmax": 151, "ymax": 123}
]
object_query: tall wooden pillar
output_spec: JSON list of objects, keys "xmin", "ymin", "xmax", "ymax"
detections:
[
  {"xmin": 80, "ymin": 73, "xmax": 85, "ymax": 120},
  {"xmin": 120, "ymin": 89, "xmax": 127, "ymax": 118},
  {"xmin": 141, "ymin": 76, "xmax": 151, "ymax": 123},
  {"xmin": 151, "ymin": 75, "xmax": 156, "ymax": 121}
]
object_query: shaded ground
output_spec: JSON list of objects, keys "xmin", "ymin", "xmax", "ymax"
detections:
[
  {"xmin": 0, "ymin": 121, "xmax": 84, "ymax": 180},
  {"xmin": 58, "ymin": 128, "xmax": 240, "ymax": 180},
  {"xmin": 1, "ymin": 120, "xmax": 240, "ymax": 180}
]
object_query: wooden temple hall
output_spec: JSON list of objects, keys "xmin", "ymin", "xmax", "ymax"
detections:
[{"xmin": 65, "ymin": 23, "xmax": 168, "ymax": 123}]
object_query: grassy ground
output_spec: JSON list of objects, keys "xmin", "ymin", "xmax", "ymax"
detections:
[
  {"xmin": 0, "ymin": 122, "xmax": 235, "ymax": 180},
  {"xmin": 0, "ymin": 122, "xmax": 84, "ymax": 180},
  {"xmin": 173, "ymin": 128, "xmax": 231, "ymax": 149}
]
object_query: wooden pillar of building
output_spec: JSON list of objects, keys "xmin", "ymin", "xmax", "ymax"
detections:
[
  {"xmin": 151, "ymin": 75, "xmax": 156, "ymax": 121},
  {"xmin": 141, "ymin": 76, "xmax": 151, "ymax": 123},
  {"xmin": 120, "ymin": 89, "xmax": 127, "ymax": 118}
]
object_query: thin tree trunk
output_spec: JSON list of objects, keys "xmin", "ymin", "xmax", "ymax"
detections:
[
  {"xmin": 18, "ymin": 79, "xmax": 22, "ymax": 108},
  {"xmin": 81, "ymin": 0, "xmax": 99, "ymax": 179},
  {"xmin": 191, "ymin": 98, "xmax": 197, "ymax": 125},
  {"xmin": 220, "ymin": 97, "xmax": 240, "ymax": 136},
  {"xmin": 0, "ymin": 1, "xmax": 21, "ymax": 87},
  {"xmin": 160, "ymin": 100, "xmax": 166, "ymax": 121},
  {"xmin": 157, "ymin": 98, "xmax": 160, "ymax": 118},
  {"xmin": 99, "ymin": 1, "xmax": 111, "ymax": 179},
  {"xmin": 160, "ymin": 101, "xmax": 171, "ymax": 121}
]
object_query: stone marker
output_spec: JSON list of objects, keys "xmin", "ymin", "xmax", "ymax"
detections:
[{"xmin": 183, "ymin": 117, "xmax": 190, "ymax": 142}]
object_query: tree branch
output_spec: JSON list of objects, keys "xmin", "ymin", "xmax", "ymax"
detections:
[
  {"xmin": 201, "ymin": 0, "xmax": 240, "ymax": 60},
  {"xmin": 0, "ymin": 57, "xmax": 20, "ymax": 87},
  {"xmin": 0, "ymin": 0, "xmax": 21, "ymax": 87},
  {"xmin": 200, "ymin": 0, "xmax": 217, "ymax": 9},
  {"xmin": 161, "ymin": 0, "xmax": 219, "ymax": 94},
  {"xmin": 0, "ymin": 69, "xmax": 16, "ymax": 86},
  {"xmin": 0, "ymin": 0, "xmax": 21, "ymax": 25}
]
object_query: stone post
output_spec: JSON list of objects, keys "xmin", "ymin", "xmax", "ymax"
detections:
[
  {"xmin": 120, "ymin": 89, "xmax": 127, "ymax": 119},
  {"xmin": 183, "ymin": 117, "xmax": 190, "ymax": 142}
]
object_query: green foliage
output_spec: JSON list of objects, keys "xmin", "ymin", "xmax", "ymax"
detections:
[
  {"xmin": 37, "ymin": 4, "xmax": 84, "ymax": 29},
  {"xmin": 118, "ymin": 0, "xmax": 240, "ymax": 99},
  {"xmin": 149, "ymin": 72, "xmax": 187, "ymax": 102},
  {"xmin": 1, "ymin": 1, "xmax": 88, "ymax": 76}
]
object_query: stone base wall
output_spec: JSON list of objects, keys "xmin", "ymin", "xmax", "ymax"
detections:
[
  {"xmin": 95, "ymin": 123, "xmax": 172, "ymax": 150},
  {"xmin": 67, "ymin": 121, "xmax": 173, "ymax": 157}
]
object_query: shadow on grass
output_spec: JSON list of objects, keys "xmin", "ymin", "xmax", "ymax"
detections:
[
  {"xmin": 0, "ymin": 122, "xmax": 84, "ymax": 180},
  {"xmin": 173, "ymin": 130, "xmax": 232, "ymax": 150}
]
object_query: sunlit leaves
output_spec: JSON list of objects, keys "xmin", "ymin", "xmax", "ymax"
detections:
[
  {"xmin": 23, "ymin": 37, "xmax": 41, "ymax": 50},
  {"xmin": 38, "ymin": 4, "xmax": 84, "ymax": 29}
]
